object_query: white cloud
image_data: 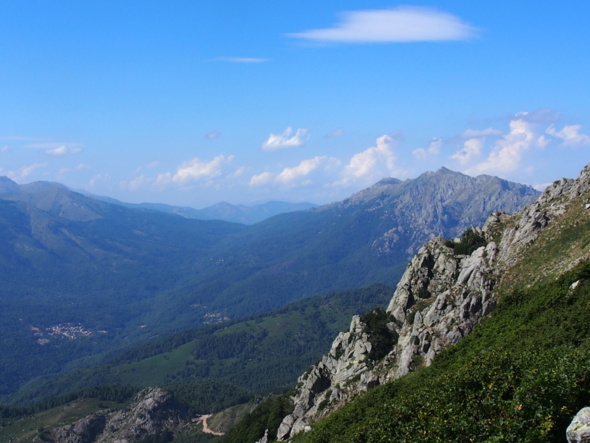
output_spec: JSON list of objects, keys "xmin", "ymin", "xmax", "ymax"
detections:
[
  {"xmin": 250, "ymin": 156, "xmax": 339, "ymax": 188},
  {"xmin": 215, "ymin": 57, "xmax": 268, "ymax": 63},
  {"xmin": 546, "ymin": 124, "xmax": 590, "ymax": 146},
  {"xmin": 335, "ymin": 135, "xmax": 402, "ymax": 187},
  {"xmin": 249, "ymin": 171, "xmax": 274, "ymax": 187},
  {"xmin": 461, "ymin": 128, "xmax": 502, "ymax": 138},
  {"xmin": 44, "ymin": 144, "xmax": 82, "ymax": 156},
  {"xmin": 288, "ymin": 7, "xmax": 477, "ymax": 43},
  {"xmin": 9, "ymin": 163, "xmax": 48, "ymax": 180},
  {"xmin": 413, "ymin": 138, "xmax": 442, "ymax": 159},
  {"xmin": 157, "ymin": 155, "xmax": 234, "ymax": 185},
  {"xmin": 261, "ymin": 127, "xmax": 309, "ymax": 151},
  {"xmin": 465, "ymin": 117, "xmax": 537, "ymax": 176},
  {"xmin": 0, "ymin": 145, "xmax": 9, "ymax": 153},
  {"xmin": 276, "ymin": 156, "xmax": 329, "ymax": 186},
  {"xmin": 451, "ymin": 138, "xmax": 483, "ymax": 165},
  {"xmin": 25, "ymin": 142, "xmax": 83, "ymax": 156}
]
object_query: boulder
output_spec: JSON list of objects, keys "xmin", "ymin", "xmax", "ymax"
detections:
[{"xmin": 567, "ymin": 407, "xmax": 590, "ymax": 443}]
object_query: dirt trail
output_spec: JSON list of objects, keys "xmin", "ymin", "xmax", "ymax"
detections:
[{"xmin": 197, "ymin": 414, "xmax": 225, "ymax": 436}]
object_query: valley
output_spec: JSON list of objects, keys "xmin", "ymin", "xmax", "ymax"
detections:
[{"xmin": 0, "ymin": 165, "xmax": 560, "ymax": 442}]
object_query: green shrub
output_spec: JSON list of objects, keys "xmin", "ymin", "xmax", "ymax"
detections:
[
  {"xmin": 360, "ymin": 308, "xmax": 398, "ymax": 362},
  {"xmin": 448, "ymin": 228, "xmax": 488, "ymax": 256}
]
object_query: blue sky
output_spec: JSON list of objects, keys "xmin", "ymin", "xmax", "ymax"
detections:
[{"xmin": 1, "ymin": 1, "xmax": 589, "ymax": 207}]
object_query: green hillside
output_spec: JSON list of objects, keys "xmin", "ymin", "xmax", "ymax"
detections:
[
  {"xmin": 295, "ymin": 261, "xmax": 590, "ymax": 442},
  {"xmin": 7, "ymin": 284, "xmax": 393, "ymax": 407}
]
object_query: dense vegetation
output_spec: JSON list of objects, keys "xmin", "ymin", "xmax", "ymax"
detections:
[
  {"xmin": 360, "ymin": 308, "xmax": 399, "ymax": 362},
  {"xmin": 7, "ymin": 284, "xmax": 393, "ymax": 407},
  {"xmin": 444, "ymin": 227, "xmax": 488, "ymax": 255},
  {"xmin": 221, "ymin": 394, "xmax": 294, "ymax": 443},
  {"xmin": 292, "ymin": 261, "xmax": 590, "ymax": 442}
]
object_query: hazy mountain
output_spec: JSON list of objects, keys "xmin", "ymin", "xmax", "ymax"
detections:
[
  {"xmin": 7, "ymin": 165, "xmax": 588, "ymax": 442},
  {"xmin": 0, "ymin": 169, "xmax": 539, "ymax": 400},
  {"xmin": 93, "ymin": 195, "xmax": 318, "ymax": 224},
  {"xmin": 195, "ymin": 168, "xmax": 540, "ymax": 317}
]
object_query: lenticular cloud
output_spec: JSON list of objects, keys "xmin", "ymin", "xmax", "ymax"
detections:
[{"xmin": 288, "ymin": 7, "xmax": 477, "ymax": 43}]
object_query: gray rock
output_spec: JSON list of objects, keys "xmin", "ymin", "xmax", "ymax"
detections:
[
  {"xmin": 255, "ymin": 429, "xmax": 269, "ymax": 443},
  {"xmin": 35, "ymin": 413, "xmax": 106, "ymax": 443},
  {"xmin": 36, "ymin": 388, "xmax": 185, "ymax": 443},
  {"xmin": 567, "ymin": 407, "xmax": 590, "ymax": 443}
]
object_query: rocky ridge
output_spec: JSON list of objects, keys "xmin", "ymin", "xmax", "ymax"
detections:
[
  {"xmin": 35, "ymin": 387, "xmax": 186, "ymax": 443},
  {"xmin": 276, "ymin": 164, "xmax": 590, "ymax": 441}
]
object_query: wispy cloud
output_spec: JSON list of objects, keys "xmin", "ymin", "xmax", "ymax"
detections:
[
  {"xmin": 8, "ymin": 163, "xmax": 48, "ymax": 180},
  {"xmin": 276, "ymin": 156, "xmax": 334, "ymax": 186},
  {"xmin": 205, "ymin": 131, "xmax": 222, "ymax": 140},
  {"xmin": 461, "ymin": 128, "xmax": 502, "ymax": 138},
  {"xmin": 261, "ymin": 127, "xmax": 309, "ymax": 151},
  {"xmin": 25, "ymin": 142, "xmax": 83, "ymax": 156},
  {"xmin": 215, "ymin": 57, "xmax": 268, "ymax": 63},
  {"xmin": 249, "ymin": 171, "xmax": 274, "ymax": 187},
  {"xmin": 121, "ymin": 174, "xmax": 152, "ymax": 191},
  {"xmin": 45, "ymin": 145, "xmax": 82, "ymax": 156},
  {"xmin": 250, "ymin": 156, "xmax": 338, "ymax": 188},
  {"xmin": 413, "ymin": 138, "xmax": 442, "ymax": 159},
  {"xmin": 59, "ymin": 163, "xmax": 89, "ymax": 174},
  {"xmin": 546, "ymin": 124, "xmax": 590, "ymax": 146},
  {"xmin": 326, "ymin": 128, "xmax": 344, "ymax": 138},
  {"xmin": 156, "ymin": 155, "xmax": 234, "ymax": 185},
  {"xmin": 288, "ymin": 7, "xmax": 477, "ymax": 43}
]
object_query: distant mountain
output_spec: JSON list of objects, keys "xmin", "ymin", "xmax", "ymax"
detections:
[
  {"xmin": 93, "ymin": 195, "xmax": 318, "ymax": 224},
  {"xmin": 0, "ymin": 169, "xmax": 539, "ymax": 400},
  {"xmin": 195, "ymin": 168, "xmax": 540, "ymax": 317}
]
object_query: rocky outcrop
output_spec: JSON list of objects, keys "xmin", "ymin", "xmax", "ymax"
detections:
[
  {"xmin": 498, "ymin": 163, "xmax": 590, "ymax": 266},
  {"xmin": 567, "ymin": 407, "xmax": 590, "ymax": 443},
  {"xmin": 35, "ymin": 387, "xmax": 186, "ymax": 443},
  {"xmin": 277, "ymin": 164, "xmax": 590, "ymax": 441},
  {"xmin": 277, "ymin": 232, "xmax": 500, "ymax": 441}
]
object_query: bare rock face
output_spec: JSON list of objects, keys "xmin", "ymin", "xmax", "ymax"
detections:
[
  {"xmin": 277, "ymin": 234, "xmax": 499, "ymax": 441},
  {"xmin": 498, "ymin": 163, "xmax": 590, "ymax": 266},
  {"xmin": 277, "ymin": 163, "xmax": 590, "ymax": 441},
  {"xmin": 36, "ymin": 387, "xmax": 186, "ymax": 443},
  {"xmin": 567, "ymin": 407, "xmax": 590, "ymax": 443},
  {"xmin": 37, "ymin": 413, "xmax": 107, "ymax": 443}
]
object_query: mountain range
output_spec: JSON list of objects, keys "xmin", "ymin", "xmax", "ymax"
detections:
[
  {"xmin": 4, "ymin": 164, "xmax": 589, "ymax": 442},
  {"xmin": 0, "ymin": 168, "xmax": 538, "ymax": 405},
  {"xmin": 91, "ymin": 195, "xmax": 318, "ymax": 225}
]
